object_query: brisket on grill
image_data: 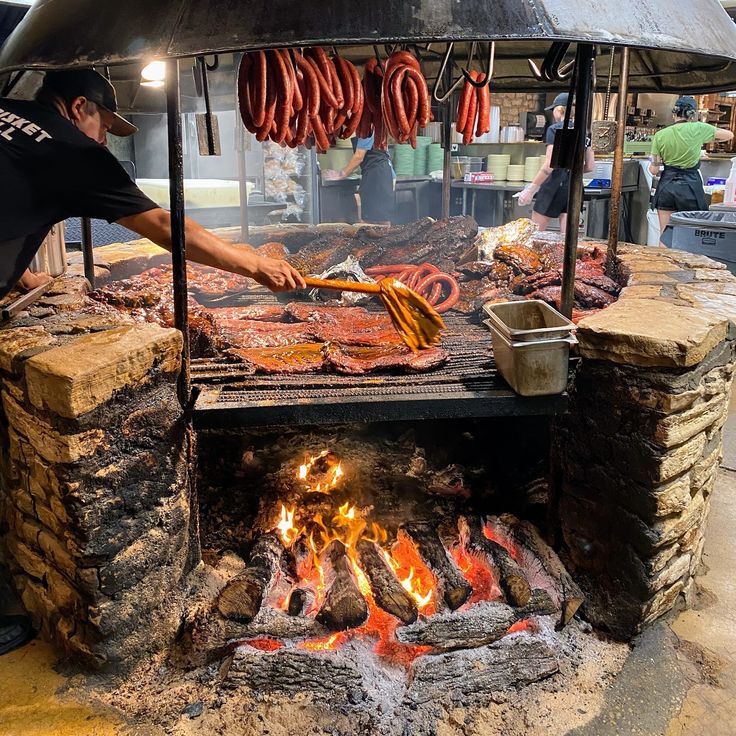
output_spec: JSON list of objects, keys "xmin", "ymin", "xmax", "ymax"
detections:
[
  {"xmin": 324, "ymin": 344, "xmax": 450, "ymax": 374},
  {"xmin": 206, "ymin": 305, "xmax": 288, "ymax": 322},
  {"xmin": 226, "ymin": 344, "xmax": 326, "ymax": 373},
  {"xmin": 285, "ymin": 303, "xmax": 386, "ymax": 326},
  {"xmin": 286, "ymin": 303, "xmax": 404, "ymax": 346},
  {"xmin": 217, "ymin": 319, "xmax": 318, "ymax": 348}
]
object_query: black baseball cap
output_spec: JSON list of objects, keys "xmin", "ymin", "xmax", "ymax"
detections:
[
  {"xmin": 42, "ymin": 69, "xmax": 137, "ymax": 137},
  {"xmin": 545, "ymin": 92, "xmax": 570, "ymax": 111},
  {"xmin": 674, "ymin": 95, "xmax": 697, "ymax": 111}
]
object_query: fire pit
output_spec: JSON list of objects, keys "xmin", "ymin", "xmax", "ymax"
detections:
[{"xmin": 0, "ymin": 233, "xmax": 735, "ymax": 731}]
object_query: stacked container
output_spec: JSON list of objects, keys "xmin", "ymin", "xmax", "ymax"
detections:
[
  {"xmin": 482, "ymin": 300, "xmax": 577, "ymax": 396},
  {"xmin": 486, "ymin": 153, "xmax": 511, "ymax": 181}
]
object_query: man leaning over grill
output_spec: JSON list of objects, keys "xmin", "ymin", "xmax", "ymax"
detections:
[{"xmin": 0, "ymin": 69, "xmax": 306, "ymax": 299}]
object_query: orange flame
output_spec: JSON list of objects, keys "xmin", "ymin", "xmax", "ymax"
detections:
[
  {"xmin": 300, "ymin": 632, "xmax": 345, "ymax": 651},
  {"xmin": 297, "ymin": 450, "xmax": 345, "ymax": 494},
  {"xmin": 276, "ymin": 505, "xmax": 299, "ymax": 545}
]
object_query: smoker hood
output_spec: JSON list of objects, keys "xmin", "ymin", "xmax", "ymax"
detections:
[{"xmin": 1, "ymin": 0, "xmax": 736, "ymax": 93}]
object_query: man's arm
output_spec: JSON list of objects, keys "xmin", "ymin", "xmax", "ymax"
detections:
[
  {"xmin": 338, "ymin": 148, "xmax": 367, "ymax": 179},
  {"xmin": 515, "ymin": 144, "xmax": 554, "ymax": 206},
  {"xmin": 117, "ymin": 208, "xmax": 306, "ymax": 291},
  {"xmin": 715, "ymin": 128, "xmax": 734, "ymax": 143},
  {"xmin": 16, "ymin": 270, "xmax": 53, "ymax": 292}
]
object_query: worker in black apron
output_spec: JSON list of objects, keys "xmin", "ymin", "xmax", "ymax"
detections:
[
  {"xmin": 516, "ymin": 92, "xmax": 595, "ymax": 232},
  {"xmin": 327, "ymin": 134, "xmax": 395, "ymax": 223},
  {"xmin": 649, "ymin": 96, "xmax": 733, "ymax": 246}
]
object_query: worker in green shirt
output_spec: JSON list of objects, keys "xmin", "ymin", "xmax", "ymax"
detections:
[{"xmin": 649, "ymin": 96, "xmax": 733, "ymax": 245}]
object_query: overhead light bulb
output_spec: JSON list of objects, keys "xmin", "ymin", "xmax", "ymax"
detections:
[{"xmin": 141, "ymin": 61, "xmax": 166, "ymax": 82}]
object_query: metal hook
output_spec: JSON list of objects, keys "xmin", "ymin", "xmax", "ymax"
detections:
[
  {"xmin": 372, "ymin": 44, "xmax": 385, "ymax": 74},
  {"xmin": 461, "ymin": 41, "xmax": 495, "ymax": 87},
  {"xmin": 206, "ymin": 55, "xmax": 220, "ymax": 72},
  {"xmin": 529, "ymin": 42, "xmax": 573, "ymax": 83},
  {"xmin": 431, "ymin": 42, "xmax": 463, "ymax": 103}
]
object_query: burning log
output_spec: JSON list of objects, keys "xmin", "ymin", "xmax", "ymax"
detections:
[
  {"xmin": 316, "ymin": 540, "xmax": 369, "ymax": 631},
  {"xmin": 287, "ymin": 588, "xmax": 314, "ymax": 617},
  {"xmin": 400, "ymin": 522, "xmax": 472, "ymax": 611},
  {"xmin": 216, "ymin": 533, "xmax": 284, "ymax": 623},
  {"xmin": 395, "ymin": 589, "xmax": 556, "ymax": 651},
  {"xmin": 461, "ymin": 517, "xmax": 532, "ymax": 607},
  {"xmin": 497, "ymin": 514, "xmax": 584, "ymax": 628},
  {"xmin": 356, "ymin": 539, "xmax": 418, "ymax": 624}
]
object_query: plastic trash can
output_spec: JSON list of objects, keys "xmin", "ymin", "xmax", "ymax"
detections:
[{"xmin": 662, "ymin": 211, "xmax": 736, "ymax": 273}]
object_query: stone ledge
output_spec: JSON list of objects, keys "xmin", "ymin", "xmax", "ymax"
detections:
[
  {"xmin": 24, "ymin": 325, "xmax": 182, "ymax": 420},
  {"xmin": 0, "ymin": 326, "xmax": 58, "ymax": 375},
  {"xmin": 577, "ymin": 298, "xmax": 728, "ymax": 368},
  {"xmin": 69, "ymin": 239, "xmax": 169, "ymax": 281}
]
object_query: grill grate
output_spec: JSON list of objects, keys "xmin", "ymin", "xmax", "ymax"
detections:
[{"xmin": 191, "ymin": 306, "xmax": 571, "ymax": 428}]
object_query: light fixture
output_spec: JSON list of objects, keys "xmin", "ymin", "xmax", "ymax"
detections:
[
  {"xmin": 141, "ymin": 60, "xmax": 166, "ymax": 82},
  {"xmin": 140, "ymin": 80, "xmax": 165, "ymax": 89}
]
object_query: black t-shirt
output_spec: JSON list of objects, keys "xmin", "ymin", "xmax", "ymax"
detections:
[
  {"xmin": 545, "ymin": 121, "xmax": 564, "ymax": 145},
  {"xmin": 0, "ymin": 98, "xmax": 158, "ymax": 297}
]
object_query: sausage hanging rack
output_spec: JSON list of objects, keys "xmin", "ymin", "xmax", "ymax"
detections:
[{"xmin": 2, "ymin": 0, "xmax": 736, "ymax": 421}]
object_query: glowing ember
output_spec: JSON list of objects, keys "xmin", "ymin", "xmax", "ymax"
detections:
[
  {"xmin": 297, "ymin": 450, "xmax": 345, "ymax": 494},
  {"xmin": 242, "ymin": 638, "xmax": 283, "ymax": 652},
  {"xmin": 276, "ymin": 505, "xmax": 299, "ymax": 545},
  {"xmin": 483, "ymin": 521, "xmax": 523, "ymax": 563},
  {"xmin": 507, "ymin": 619, "xmax": 534, "ymax": 634},
  {"xmin": 451, "ymin": 545, "xmax": 501, "ymax": 605}
]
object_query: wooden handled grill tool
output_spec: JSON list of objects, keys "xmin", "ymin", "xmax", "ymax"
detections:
[{"xmin": 303, "ymin": 276, "xmax": 446, "ymax": 351}]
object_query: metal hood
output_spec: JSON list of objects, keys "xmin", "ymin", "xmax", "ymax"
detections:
[{"xmin": 2, "ymin": 0, "xmax": 736, "ymax": 92}]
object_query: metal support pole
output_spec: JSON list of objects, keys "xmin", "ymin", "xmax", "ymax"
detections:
[
  {"xmin": 166, "ymin": 58, "xmax": 191, "ymax": 407},
  {"xmin": 607, "ymin": 46, "xmax": 631, "ymax": 270},
  {"xmin": 560, "ymin": 44, "xmax": 595, "ymax": 318},
  {"xmin": 80, "ymin": 216, "xmax": 95, "ymax": 289}
]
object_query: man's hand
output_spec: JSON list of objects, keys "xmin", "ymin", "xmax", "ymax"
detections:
[
  {"xmin": 17, "ymin": 270, "xmax": 52, "ymax": 292},
  {"xmin": 250, "ymin": 257, "xmax": 307, "ymax": 292}
]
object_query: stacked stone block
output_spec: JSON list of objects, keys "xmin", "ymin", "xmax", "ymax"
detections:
[{"xmin": 0, "ymin": 277, "xmax": 192, "ymax": 668}]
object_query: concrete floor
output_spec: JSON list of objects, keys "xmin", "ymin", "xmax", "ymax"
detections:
[{"xmin": 2, "ymin": 421, "xmax": 736, "ymax": 735}]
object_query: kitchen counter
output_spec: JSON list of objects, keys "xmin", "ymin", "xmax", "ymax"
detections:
[{"xmin": 319, "ymin": 176, "xmax": 437, "ymax": 223}]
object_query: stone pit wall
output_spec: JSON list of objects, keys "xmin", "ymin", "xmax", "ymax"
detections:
[
  {"xmin": 0, "ymin": 275, "xmax": 194, "ymax": 668},
  {"xmin": 554, "ymin": 244, "xmax": 736, "ymax": 638}
]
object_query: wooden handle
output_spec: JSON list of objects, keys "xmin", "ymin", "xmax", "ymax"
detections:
[{"xmin": 304, "ymin": 276, "xmax": 381, "ymax": 295}]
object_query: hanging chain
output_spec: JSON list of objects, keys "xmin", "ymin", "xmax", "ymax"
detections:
[{"xmin": 603, "ymin": 46, "xmax": 616, "ymax": 120}]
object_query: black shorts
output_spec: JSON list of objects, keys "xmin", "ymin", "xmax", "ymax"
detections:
[
  {"xmin": 653, "ymin": 177, "xmax": 706, "ymax": 212},
  {"xmin": 533, "ymin": 170, "xmax": 569, "ymax": 218}
]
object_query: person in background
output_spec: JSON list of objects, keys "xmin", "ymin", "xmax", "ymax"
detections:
[
  {"xmin": 326, "ymin": 134, "xmax": 395, "ymax": 224},
  {"xmin": 516, "ymin": 92, "xmax": 595, "ymax": 232},
  {"xmin": 649, "ymin": 95, "xmax": 733, "ymax": 246},
  {"xmin": 0, "ymin": 69, "xmax": 305, "ymax": 300}
]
